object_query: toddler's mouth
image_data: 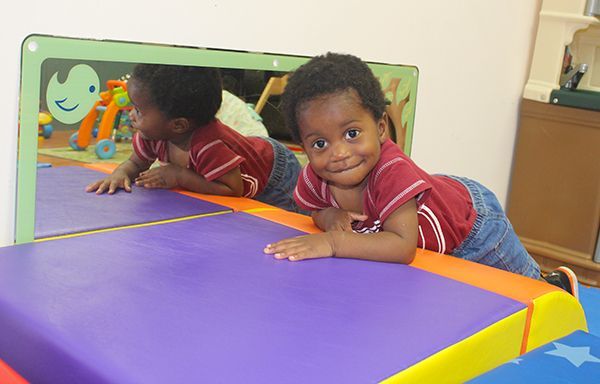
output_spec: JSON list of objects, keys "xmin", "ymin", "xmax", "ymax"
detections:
[{"xmin": 329, "ymin": 161, "xmax": 361, "ymax": 173}]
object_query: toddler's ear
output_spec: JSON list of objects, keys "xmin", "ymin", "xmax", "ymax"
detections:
[
  {"xmin": 171, "ymin": 117, "xmax": 191, "ymax": 134},
  {"xmin": 378, "ymin": 113, "xmax": 389, "ymax": 143}
]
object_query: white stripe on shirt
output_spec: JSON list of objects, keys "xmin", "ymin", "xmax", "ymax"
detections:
[
  {"xmin": 418, "ymin": 210, "xmax": 442, "ymax": 253},
  {"xmin": 303, "ymin": 167, "xmax": 327, "ymax": 203},
  {"xmin": 295, "ymin": 188, "xmax": 327, "ymax": 209},
  {"xmin": 134, "ymin": 134, "xmax": 155, "ymax": 162},
  {"xmin": 205, "ymin": 156, "xmax": 242, "ymax": 179},
  {"xmin": 374, "ymin": 157, "xmax": 404, "ymax": 184},
  {"xmin": 242, "ymin": 173, "xmax": 258, "ymax": 198},
  {"xmin": 192, "ymin": 140, "xmax": 224, "ymax": 169},
  {"xmin": 380, "ymin": 180, "xmax": 426, "ymax": 219},
  {"xmin": 419, "ymin": 204, "xmax": 446, "ymax": 254}
]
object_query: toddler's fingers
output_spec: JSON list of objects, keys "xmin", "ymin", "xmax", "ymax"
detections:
[
  {"xmin": 142, "ymin": 181, "xmax": 162, "ymax": 189},
  {"xmin": 108, "ymin": 181, "xmax": 119, "ymax": 194},
  {"xmin": 263, "ymin": 244, "xmax": 275, "ymax": 254},
  {"xmin": 85, "ymin": 181, "xmax": 100, "ymax": 192},
  {"xmin": 348, "ymin": 212, "xmax": 368, "ymax": 221},
  {"xmin": 264, "ymin": 244, "xmax": 289, "ymax": 258},
  {"xmin": 135, "ymin": 175, "xmax": 152, "ymax": 186},
  {"xmin": 264, "ymin": 242, "xmax": 289, "ymax": 254},
  {"xmin": 269, "ymin": 243, "xmax": 309, "ymax": 260},
  {"xmin": 95, "ymin": 181, "xmax": 109, "ymax": 195},
  {"xmin": 264, "ymin": 238, "xmax": 301, "ymax": 253}
]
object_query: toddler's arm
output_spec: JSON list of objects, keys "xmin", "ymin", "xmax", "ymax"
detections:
[
  {"xmin": 135, "ymin": 164, "xmax": 244, "ymax": 196},
  {"xmin": 85, "ymin": 153, "xmax": 150, "ymax": 194},
  {"xmin": 265, "ymin": 199, "xmax": 418, "ymax": 264}
]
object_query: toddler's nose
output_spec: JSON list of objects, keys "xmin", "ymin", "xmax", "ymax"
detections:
[{"xmin": 331, "ymin": 142, "xmax": 350, "ymax": 161}]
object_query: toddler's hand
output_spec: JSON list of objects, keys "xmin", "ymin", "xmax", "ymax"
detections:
[
  {"xmin": 318, "ymin": 207, "xmax": 367, "ymax": 232},
  {"xmin": 85, "ymin": 173, "xmax": 132, "ymax": 195},
  {"xmin": 264, "ymin": 233, "xmax": 335, "ymax": 261},
  {"xmin": 135, "ymin": 164, "xmax": 180, "ymax": 189}
]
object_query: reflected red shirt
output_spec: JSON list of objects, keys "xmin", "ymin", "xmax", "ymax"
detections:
[{"xmin": 133, "ymin": 119, "xmax": 274, "ymax": 198}]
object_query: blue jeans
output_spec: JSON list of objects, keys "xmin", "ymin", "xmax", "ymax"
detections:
[
  {"xmin": 447, "ymin": 176, "xmax": 541, "ymax": 279},
  {"xmin": 254, "ymin": 137, "xmax": 307, "ymax": 214}
]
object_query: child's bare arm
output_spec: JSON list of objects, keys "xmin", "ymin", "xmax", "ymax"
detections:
[
  {"xmin": 135, "ymin": 165, "xmax": 244, "ymax": 196},
  {"xmin": 265, "ymin": 199, "xmax": 419, "ymax": 263},
  {"xmin": 85, "ymin": 153, "xmax": 150, "ymax": 194}
]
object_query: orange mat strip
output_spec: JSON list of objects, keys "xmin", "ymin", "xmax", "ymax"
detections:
[
  {"xmin": 0, "ymin": 358, "xmax": 27, "ymax": 384},
  {"xmin": 410, "ymin": 249, "xmax": 558, "ymax": 304},
  {"xmin": 246, "ymin": 208, "xmax": 320, "ymax": 234},
  {"xmin": 82, "ymin": 162, "xmax": 118, "ymax": 173},
  {"xmin": 520, "ymin": 302, "xmax": 535, "ymax": 355}
]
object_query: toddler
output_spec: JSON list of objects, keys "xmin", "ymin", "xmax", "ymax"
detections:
[
  {"xmin": 86, "ymin": 64, "xmax": 303, "ymax": 213},
  {"xmin": 263, "ymin": 53, "xmax": 578, "ymax": 298}
]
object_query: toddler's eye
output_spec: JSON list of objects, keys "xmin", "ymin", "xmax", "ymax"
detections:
[
  {"xmin": 312, "ymin": 139, "xmax": 327, "ymax": 150},
  {"xmin": 345, "ymin": 129, "xmax": 360, "ymax": 139}
]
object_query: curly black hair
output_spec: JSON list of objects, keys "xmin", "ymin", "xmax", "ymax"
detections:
[
  {"xmin": 281, "ymin": 52, "xmax": 386, "ymax": 143},
  {"xmin": 131, "ymin": 64, "xmax": 222, "ymax": 127}
]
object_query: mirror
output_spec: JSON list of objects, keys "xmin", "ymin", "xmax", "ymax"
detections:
[{"xmin": 18, "ymin": 35, "xmax": 418, "ymax": 243}]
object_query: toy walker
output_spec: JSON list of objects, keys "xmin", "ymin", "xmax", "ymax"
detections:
[
  {"xmin": 69, "ymin": 80, "xmax": 132, "ymax": 159},
  {"xmin": 38, "ymin": 111, "xmax": 53, "ymax": 140}
]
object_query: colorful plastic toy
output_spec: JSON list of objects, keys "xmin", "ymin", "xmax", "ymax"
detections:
[
  {"xmin": 38, "ymin": 111, "xmax": 53, "ymax": 139},
  {"xmin": 70, "ymin": 79, "xmax": 131, "ymax": 159}
]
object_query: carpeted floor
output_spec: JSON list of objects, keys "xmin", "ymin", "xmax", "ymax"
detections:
[
  {"xmin": 38, "ymin": 142, "xmax": 133, "ymax": 164},
  {"xmin": 38, "ymin": 141, "xmax": 308, "ymax": 166}
]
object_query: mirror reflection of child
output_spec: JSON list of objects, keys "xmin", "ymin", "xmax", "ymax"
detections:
[
  {"xmin": 264, "ymin": 53, "xmax": 578, "ymax": 299},
  {"xmin": 86, "ymin": 64, "xmax": 304, "ymax": 214}
]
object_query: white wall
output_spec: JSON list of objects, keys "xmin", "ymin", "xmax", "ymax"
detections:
[{"xmin": 0, "ymin": 0, "xmax": 541, "ymax": 246}]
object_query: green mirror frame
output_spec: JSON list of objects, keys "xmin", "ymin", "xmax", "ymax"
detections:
[{"xmin": 17, "ymin": 34, "xmax": 419, "ymax": 244}]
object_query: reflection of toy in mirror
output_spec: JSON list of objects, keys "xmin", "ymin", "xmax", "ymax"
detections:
[
  {"xmin": 114, "ymin": 114, "xmax": 133, "ymax": 143},
  {"xmin": 69, "ymin": 79, "xmax": 132, "ymax": 159},
  {"xmin": 38, "ymin": 111, "xmax": 53, "ymax": 141}
]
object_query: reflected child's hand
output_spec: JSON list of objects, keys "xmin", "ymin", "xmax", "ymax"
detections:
[
  {"xmin": 135, "ymin": 164, "xmax": 182, "ymax": 189},
  {"xmin": 85, "ymin": 172, "xmax": 132, "ymax": 195},
  {"xmin": 264, "ymin": 232, "xmax": 336, "ymax": 261}
]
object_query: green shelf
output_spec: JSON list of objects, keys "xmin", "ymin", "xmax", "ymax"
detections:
[{"xmin": 550, "ymin": 88, "xmax": 600, "ymax": 111}]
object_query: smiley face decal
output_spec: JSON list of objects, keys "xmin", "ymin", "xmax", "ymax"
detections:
[{"xmin": 46, "ymin": 64, "xmax": 100, "ymax": 124}]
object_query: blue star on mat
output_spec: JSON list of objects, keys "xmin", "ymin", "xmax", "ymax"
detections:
[
  {"xmin": 544, "ymin": 342, "xmax": 600, "ymax": 367},
  {"xmin": 467, "ymin": 331, "xmax": 600, "ymax": 383}
]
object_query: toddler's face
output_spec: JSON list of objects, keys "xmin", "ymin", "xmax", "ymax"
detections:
[
  {"xmin": 128, "ymin": 79, "xmax": 172, "ymax": 141},
  {"xmin": 297, "ymin": 90, "xmax": 387, "ymax": 189}
]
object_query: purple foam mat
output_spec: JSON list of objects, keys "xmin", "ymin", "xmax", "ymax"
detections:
[
  {"xmin": 0, "ymin": 212, "xmax": 525, "ymax": 383},
  {"xmin": 34, "ymin": 166, "xmax": 230, "ymax": 238}
]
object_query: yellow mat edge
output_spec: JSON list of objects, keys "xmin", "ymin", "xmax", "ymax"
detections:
[{"xmin": 381, "ymin": 308, "xmax": 527, "ymax": 384}]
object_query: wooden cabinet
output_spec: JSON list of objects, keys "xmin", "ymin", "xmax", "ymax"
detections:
[{"xmin": 507, "ymin": 98, "xmax": 600, "ymax": 286}]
